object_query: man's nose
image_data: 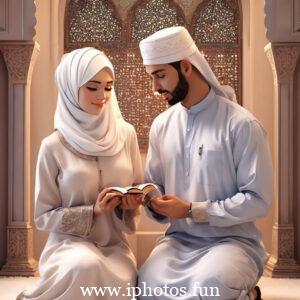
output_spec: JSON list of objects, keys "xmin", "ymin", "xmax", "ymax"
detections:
[{"xmin": 152, "ymin": 79, "xmax": 160, "ymax": 93}]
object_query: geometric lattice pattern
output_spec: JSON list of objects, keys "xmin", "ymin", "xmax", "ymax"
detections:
[
  {"xmin": 67, "ymin": 0, "xmax": 121, "ymax": 43},
  {"xmin": 106, "ymin": 49, "xmax": 170, "ymax": 148},
  {"xmin": 131, "ymin": 0, "xmax": 185, "ymax": 44},
  {"xmin": 107, "ymin": 48, "xmax": 168, "ymax": 149},
  {"xmin": 193, "ymin": 0, "xmax": 241, "ymax": 102},
  {"xmin": 194, "ymin": 0, "xmax": 238, "ymax": 44},
  {"xmin": 65, "ymin": 0, "xmax": 242, "ymax": 149},
  {"xmin": 203, "ymin": 49, "xmax": 239, "ymax": 100}
]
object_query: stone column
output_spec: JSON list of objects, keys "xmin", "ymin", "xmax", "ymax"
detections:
[
  {"xmin": 0, "ymin": 41, "xmax": 39, "ymax": 276},
  {"xmin": 264, "ymin": 43, "xmax": 300, "ymax": 278}
]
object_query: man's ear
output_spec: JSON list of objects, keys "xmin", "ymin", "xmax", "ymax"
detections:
[{"xmin": 180, "ymin": 60, "xmax": 193, "ymax": 78}]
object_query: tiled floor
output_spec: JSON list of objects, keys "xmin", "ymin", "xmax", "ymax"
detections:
[
  {"xmin": 0, "ymin": 276, "xmax": 300, "ymax": 300},
  {"xmin": 0, "ymin": 276, "xmax": 38, "ymax": 300},
  {"xmin": 258, "ymin": 276, "xmax": 300, "ymax": 300}
]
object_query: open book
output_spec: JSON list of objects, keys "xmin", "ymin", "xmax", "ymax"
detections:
[{"xmin": 109, "ymin": 183, "xmax": 162, "ymax": 206}]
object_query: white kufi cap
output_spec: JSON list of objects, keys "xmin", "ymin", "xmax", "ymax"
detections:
[
  {"xmin": 139, "ymin": 26, "xmax": 237, "ymax": 102},
  {"xmin": 139, "ymin": 26, "xmax": 198, "ymax": 65}
]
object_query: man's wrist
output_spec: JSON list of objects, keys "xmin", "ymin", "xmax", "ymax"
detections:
[
  {"xmin": 187, "ymin": 202, "xmax": 193, "ymax": 218},
  {"xmin": 190, "ymin": 201, "xmax": 209, "ymax": 223}
]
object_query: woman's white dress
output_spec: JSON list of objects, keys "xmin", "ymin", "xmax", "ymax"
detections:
[{"xmin": 21, "ymin": 124, "xmax": 143, "ymax": 300}]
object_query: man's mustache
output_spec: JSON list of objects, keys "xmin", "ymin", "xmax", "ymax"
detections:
[{"xmin": 154, "ymin": 89, "xmax": 174, "ymax": 97}]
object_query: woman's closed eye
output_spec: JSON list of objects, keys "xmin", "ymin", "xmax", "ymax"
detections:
[
  {"xmin": 86, "ymin": 86, "xmax": 97, "ymax": 91},
  {"xmin": 86, "ymin": 86, "xmax": 113, "ymax": 92}
]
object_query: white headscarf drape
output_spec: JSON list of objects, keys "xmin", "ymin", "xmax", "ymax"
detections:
[
  {"xmin": 54, "ymin": 47, "xmax": 126, "ymax": 156},
  {"xmin": 139, "ymin": 26, "xmax": 237, "ymax": 102}
]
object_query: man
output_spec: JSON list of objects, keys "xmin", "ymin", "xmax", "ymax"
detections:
[{"xmin": 137, "ymin": 26, "xmax": 271, "ymax": 300}]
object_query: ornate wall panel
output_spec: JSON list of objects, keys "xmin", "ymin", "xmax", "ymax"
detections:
[
  {"xmin": 129, "ymin": 0, "xmax": 186, "ymax": 44},
  {"xmin": 191, "ymin": 0, "xmax": 242, "ymax": 102},
  {"xmin": 263, "ymin": 43, "xmax": 300, "ymax": 278},
  {"xmin": 0, "ymin": 42, "xmax": 39, "ymax": 276},
  {"xmin": 65, "ymin": 0, "xmax": 242, "ymax": 150},
  {"xmin": 0, "ymin": 0, "xmax": 38, "ymax": 276},
  {"xmin": 66, "ymin": 0, "xmax": 122, "ymax": 44},
  {"xmin": 264, "ymin": 0, "xmax": 300, "ymax": 277}
]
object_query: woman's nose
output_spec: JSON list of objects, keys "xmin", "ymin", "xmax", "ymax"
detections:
[{"xmin": 96, "ymin": 89, "xmax": 105, "ymax": 100}]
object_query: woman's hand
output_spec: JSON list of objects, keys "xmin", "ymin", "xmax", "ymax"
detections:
[
  {"xmin": 94, "ymin": 187, "xmax": 121, "ymax": 216},
  {"xmin": 121, "ymin": 194, "xmax": 144, "ymax": 210}
]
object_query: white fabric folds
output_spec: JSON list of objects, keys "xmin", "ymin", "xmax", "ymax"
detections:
[
  {"xmin": 139, "ymin": 26, "xmax": 237, "ymax": 102},
  {"xmin": 54, "ymin": 47, "xmax": 126, "ymax": 156}
]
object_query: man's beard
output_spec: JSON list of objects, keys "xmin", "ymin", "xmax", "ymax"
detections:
[{"xmin": 157, "ymin": 71, "xmax": 189, "ymax": 106}]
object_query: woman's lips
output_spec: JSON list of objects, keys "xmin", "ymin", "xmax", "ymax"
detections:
[{"xmin": 93, "ymin": 99, "xmax": 106, "ymax": 106}]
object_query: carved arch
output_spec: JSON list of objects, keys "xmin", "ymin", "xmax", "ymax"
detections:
[
  {"xmin": 190, "ymin": 0, "xmax": 242, "ymax": 103},
  {"xmin": 64, "ymin": 0, "xmax": 124, "ymax": 51},
  {"xmin": 64, "ymin": 0, "xmax": 243, "ymax": 148},
  {"xmin": 126, "ymin": 0, "xmax": 187, "ymax": 46}
]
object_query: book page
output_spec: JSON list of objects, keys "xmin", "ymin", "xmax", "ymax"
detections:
[
  {"xmin": 109, "ymin": 187, "xmax": 128, "ymax": 195},
  {"xmin": 133, "ymin": 183, "xmax": 157, "ymax": 191}
]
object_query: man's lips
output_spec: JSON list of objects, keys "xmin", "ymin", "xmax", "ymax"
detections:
[{"xmin": 154, "ymin": 92, "xmax": 170, "ymax": 100}]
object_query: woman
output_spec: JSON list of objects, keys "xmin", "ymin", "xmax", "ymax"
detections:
[{"xmin": 20, "ymin": 47, "xmax": 143, "ymax": 299}]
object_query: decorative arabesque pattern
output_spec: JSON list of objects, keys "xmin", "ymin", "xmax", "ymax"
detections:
[
  {"xmin": 65, "ymin": 0, "xmax": 242, "ymax": 149},
  {"xmin": 117, "ymin": 0, "xmax": 185, "ymax": 148},
  {"xmin": 67, "ymin": 0, "xmax": 121, "ymax": 43},
  {"xmin": 106, "ymin": 49, "xmax": 168, "ymax": 149},
  {"xmin": 192, "ymin": 0, "xmax": 241, "ymax": 102},
  {"xmin": 131, "ymin": 0, "xmax": 185, "ymax": 43},
  {"xmin": 194, "ymin": 0, "xmax": 238, "ymax": 44}
]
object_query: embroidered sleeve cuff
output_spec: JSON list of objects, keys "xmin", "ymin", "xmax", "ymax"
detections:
[
  {"xmin": 190, "ymin": 201, "xmax": 209, "ymax": 223},
  {"xmin": 61, "ymin": 205, "xmax": 94, "ymax": 237}
]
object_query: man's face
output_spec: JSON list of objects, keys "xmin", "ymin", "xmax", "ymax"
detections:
[{"xmin": 145, "ymin": 63, "xmax": 189, "ymax": 105}]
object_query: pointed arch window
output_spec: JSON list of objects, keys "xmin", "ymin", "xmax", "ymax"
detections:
[
  {"xmin": 65, "ymin": 0, "xmax": 242, "ymax": 150},
  {"xmin": 129, "ymin": 0, "xmax": 185, "ymax": 45},
  {"xmin": 65, "ymin": 0, "xmax": 122, "ymax": 47},
  {"xmin": 191, "ymin": 0, "xmax": 242, "ymax": 102}
]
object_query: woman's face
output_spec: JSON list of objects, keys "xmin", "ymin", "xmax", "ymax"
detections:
[{"xmin": 78, "ymin": 68, "xmax": 114, "ymax": 115}]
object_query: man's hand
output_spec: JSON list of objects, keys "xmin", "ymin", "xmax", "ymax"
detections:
[
  {"xmin": 94, "ymin": 188, "xmax": 121, "ymax": 216},
  {"xmin": 150, "ymin": 194, "xmax": 190, "ymax": 218},
  {"xmin": 121, "ymin": 194, "xmax": 144, "ymax": 210}
]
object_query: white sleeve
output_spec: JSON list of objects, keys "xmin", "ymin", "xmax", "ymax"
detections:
[
  {"xmin": 206, "ymin": 120, "xmax": 273, "ymax": 227},
  {"xmin": 34, "ymin": 140, "xmax": 94, "ymax": 237},
  {"xmin": 144, "ymin": 121, "xmax": 169, "ymax": 224}
]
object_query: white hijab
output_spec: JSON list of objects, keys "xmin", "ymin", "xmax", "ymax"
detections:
[
  {"xmin": 54, "ymin": 47, "xmax": 126, "ymax": 156},
  {"xmin": 139, "ymin": 26, "xmax": 237, "ymax": 102}
]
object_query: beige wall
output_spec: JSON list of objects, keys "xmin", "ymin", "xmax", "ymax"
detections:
[
  {"xmin": 31, "ymin": 0, "xmax": 65, "ymax": 260},
  {"xmin": 243, "ymin": 0, "xmax": 275, "ymax": 253},
  {"xmin": 31, "ymin": 0, "xmax": 275, "ymax": 261},
  {"xmin": 31, "ymin": 0, "xmax": 54, "ymax": 259}
]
